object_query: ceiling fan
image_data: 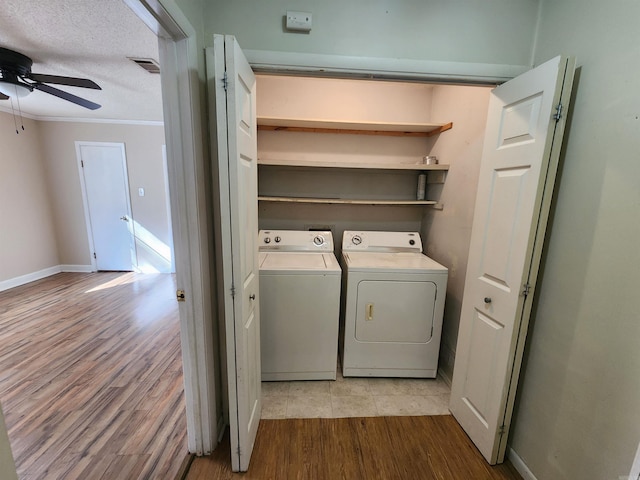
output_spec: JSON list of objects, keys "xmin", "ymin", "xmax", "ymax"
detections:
[{"xmin": 0, "ymin": 47, "xmax": 101, "ymax": 110}]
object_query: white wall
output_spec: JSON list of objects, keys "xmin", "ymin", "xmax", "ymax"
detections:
[
  {"xmin": 203, "ymin": 0, "xmax": 539, "ymax": 67},
  {"xmin": 0, "ymin": 112, "xmax": 59, "ymax": 283},
  {"xmin": 509, "ymin": 1, "xmax": 640, "ymax": 479}
]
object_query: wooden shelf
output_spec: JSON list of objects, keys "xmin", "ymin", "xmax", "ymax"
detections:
[
  {"xmin": 258, "ymin": 196, "xmax": 438, "ymax": 206},
  {"xmin": 257, "ymin": 117, "xmax": 453, "ymax": 137},
  {"xmin": 258, "ymin": 158, "xmax": 449, "ymax": 171}
]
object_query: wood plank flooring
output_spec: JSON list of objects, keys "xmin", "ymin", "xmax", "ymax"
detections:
[
  {"xmin": 186, "ymin": 416, "xmax": 522, "ymax": 480},
  {"xmin": 0, "ymin": 272, "xmax": 189, "ymax": 480}
]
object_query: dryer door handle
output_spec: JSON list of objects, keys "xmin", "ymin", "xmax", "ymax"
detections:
[{"xmin": 366, "ymin": 303, "xmax": 374, "ymax": 321}]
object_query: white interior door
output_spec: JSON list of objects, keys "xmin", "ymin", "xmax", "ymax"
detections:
[
  {"xmin": 77, "ymin": 142, "xmax": 136, "ymax": 271},
  {"xmin": 207, "ymin": 35, "xmax": 261, "ymax": 472},
  {"xmin": 450, "ymin": 56, "xmax": 575, "ymax": 464}
]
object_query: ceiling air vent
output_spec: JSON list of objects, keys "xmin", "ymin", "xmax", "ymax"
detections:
[{"xmin": 129, "ymin": 57, "xmax": 160, "ymax": 74}]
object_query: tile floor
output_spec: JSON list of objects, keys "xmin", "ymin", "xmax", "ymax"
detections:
[{"xmin": 261, "ymin": 368, "xmax": 451, "ymax": 419}]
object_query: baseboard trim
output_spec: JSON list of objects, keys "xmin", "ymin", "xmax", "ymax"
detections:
[
  {"xmin": 508, "ymin": 448, "xmax": 538, "ymax": 480},
  {"xmin": 60, "ymin": 264, "xmax": 94, "ymax": 273},
  {"xmin": 0, "ymin": 265, "xmax": 94, "ymax": 292},
  {"xmin": 438, "ymin": 367, "xmax": 452, "ymax": 387},
  {"xmin": 0, "ymin": 266, "xmax": 62, "ymax": 292}
]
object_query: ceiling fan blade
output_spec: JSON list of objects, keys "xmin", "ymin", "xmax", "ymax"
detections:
[
  {"xmin": 34, "ymin": 83, "xmax": 101, "ymax": 110},
  {"xmin": 29, "ymin": 73, "xmax": 101, "ymax": 90},
  {"xmin": 0, "ymin": 92, "xmax": 8, "ymax": 100}
]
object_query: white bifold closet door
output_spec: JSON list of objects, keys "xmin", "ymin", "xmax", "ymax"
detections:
[
  {"xmin": 207, "ymin": 35, "xmax": 261, "ymax": 472},
  {"xmin": 450, "ymin": 55, "xmax": 576, "ymax": 464}
]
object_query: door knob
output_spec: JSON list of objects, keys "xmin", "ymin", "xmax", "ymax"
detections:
[
  {"xmin": 120, "ymin": 216, "xmax": 128, "ymax": 221},
  {"xmin": 249, "ymin": 294, "xmax": 256, "ymax": 300},
  {"xmin": 484, "ymin": 297, "xmax": 492, "ymax": 304}
]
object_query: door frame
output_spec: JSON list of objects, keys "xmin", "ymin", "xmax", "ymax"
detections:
[
  {"xmin": 75, "ymin": 141, "xmax": 136, "ymax": 272},
  {"xmin": 124, "ymin": 0, "xmax": 219, "ymax": 455}
]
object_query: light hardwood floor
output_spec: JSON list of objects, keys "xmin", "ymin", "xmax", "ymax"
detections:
[
  {"xmin": 186, "ymin": 416, "xmax": 523, "ymax": 480},
  {"xmin": 0, "ymin": 272, "xmax": 189, "ymax": 480}
]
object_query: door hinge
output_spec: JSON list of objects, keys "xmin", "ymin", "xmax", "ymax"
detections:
[
  {"xmin": 93, "ymin": 252, "xmax": 96, "ymax": 259},
  {"xmin": 81, "ymin": 159, "xmax": 84, "ymax": 168},
  {"xmin": 223, "ymin": 72, "xmax": 228, "ymax": 91},
  {"xmin": 176, "ymin": 289, "xmax": 186, "ymax": 302},
  {"xmin": 553, "ymin": 103, "xmax": 563, "ymax": 122},
  {"xmin": 498, "ymin": 424, "xmax": 507, "ymax": 436},
  {"xmin": 230, "ymin": 285, "xmax": 236, "ymax": 298},
  {"xmin": 522, "ymin": 283, "xmax": 531, "ymax": 298}
]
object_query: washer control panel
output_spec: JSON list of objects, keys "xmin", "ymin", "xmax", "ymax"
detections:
[
  {"xmin": 259, "ymin": 230, "xmax": 334, "ymax": 251},
  {"xmin": 342, "ymin": 231, "xmax": 423, "ymax": 253}
]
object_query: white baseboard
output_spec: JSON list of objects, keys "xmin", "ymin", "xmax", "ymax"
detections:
[
  {"xmin": 438, "ymin": 342, "xmax": 455, "ymax": 386},
  {"xmin": 60, "ymin": 264, "xmax": 94, "ymax": 273},
  {"xmin": 438, "ymin": 367, "xmax": 452, "ymax": 387},
  {"xmin": 0, "ymin": 265, "xmax": 94, "ymax": 292},
  {"xmin": 0, "ymin": 266, "xmax": 62, "ymax": 292},
  {"xmin": 509, "ymin": 448, "xmax": 538, "ymax": 480}
]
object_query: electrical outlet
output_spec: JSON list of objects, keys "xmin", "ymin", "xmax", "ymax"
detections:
[{"xmin": 286, "ymin": 11, "xmax": 312, "ymax": 32}]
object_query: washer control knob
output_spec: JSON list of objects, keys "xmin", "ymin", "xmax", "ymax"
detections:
[
  {"xmin": 313, "ymin": 235, "xmax": 325, "ymax": 246},
  {"xmin": 409, "ymin": 239, "xmax": 415, "ymax": 245},
  {"xmin": 352, "ymin": 235, "xmax": 362, "ymax": 245},
  {"xmin": 263, "ymin": 237, "xmax": 271, "ymax": 244},
  {"xmin": 484, "ymin": 297, "xmax": 492, "ymax": 304},
  {"xmin": 274, "ymin": 236, "xmax": 281, "ymax": 243}
]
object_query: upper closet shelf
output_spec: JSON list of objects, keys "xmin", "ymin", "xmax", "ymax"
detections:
[
  {"xmin": 257, "ymin": 117, "xmax": 453, "ymax": 137},
  {"xmin": 258, "ymin": 158, "xmax": 449, "ymax": 171}
]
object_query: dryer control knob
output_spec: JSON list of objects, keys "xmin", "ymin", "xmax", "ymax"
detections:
[
  {"xmin": 409, "ymin": 239, "xmax": 415, "ymax": 245},
  {"xmin": 313, "ymin": 235, "xmax": 325, "ymax": 246},
  {"xmin": 352, "ymin": 235, "xmax": 362, "ymax": 245},
  {"xmin": 275, "ymin": 236, "xmax": 281, "ymax": 243},
  {"xmin": 263, "ymin": 237, "xmax": 271, "ymax": 244}
]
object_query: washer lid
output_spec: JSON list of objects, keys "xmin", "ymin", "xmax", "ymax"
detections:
[
  {"xmin": 259, "ymin": 252, "xmax": 341, "ymax": 274},
  {"xmin": 343, "ymin": 252, "xmax": 447, "ymax": 274}
]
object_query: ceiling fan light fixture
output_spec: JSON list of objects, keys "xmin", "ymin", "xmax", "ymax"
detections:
[{"xmin": 0, "ymin": 79, "xmax": 31, "ymax": 98}]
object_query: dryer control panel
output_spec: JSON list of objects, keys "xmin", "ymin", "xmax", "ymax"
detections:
[
  {"xmin": 342, "ymin": 231, "xmax": 423, "ymax": 253},
  {"xmin": 259, "ymin": 230, "xmax": 334, "ymax": 252}
]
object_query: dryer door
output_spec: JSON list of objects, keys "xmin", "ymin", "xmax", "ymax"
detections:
[{"xmin": 355, "ymin": 280, "xmax": 436, "ymax": 344}]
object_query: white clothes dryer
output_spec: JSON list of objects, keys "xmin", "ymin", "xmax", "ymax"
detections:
[
  {"xmin": 340, "ymin": 231, "xmax": 448, "ymax": 378},
  {"xmin": 259, "ymin": 230, "xmax": 341, "ymax": 381}
]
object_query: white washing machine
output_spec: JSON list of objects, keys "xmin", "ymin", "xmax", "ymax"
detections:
[
  {"xmin": 259, "ymin": 230, "xmax": 341, "ymax": 381},
  {"xmin": 340, "ymin": 231, "xmax": 448, "ymax": 378}
]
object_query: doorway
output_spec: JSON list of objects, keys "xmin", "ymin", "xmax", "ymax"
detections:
[
  {"xmin": 252, "ymin": 75, "xmax": 485, "ymax": 433},
  {"xmin": 216, "ymin": 43, "xmax": 574, "ymax": 472}
]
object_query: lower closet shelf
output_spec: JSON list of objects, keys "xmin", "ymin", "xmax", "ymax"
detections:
[{"xmin": 258, "ymin": 196, "xmax": 438, "ymax": 206}]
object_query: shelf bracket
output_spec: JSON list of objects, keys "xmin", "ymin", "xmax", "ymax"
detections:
[
  {"xmin": 426, "ymin": 122, "xmax": 453, "ymax": 137},
  {"xmin": 432, "ymin": 203, "xmax": 444, "ymax": 211}
]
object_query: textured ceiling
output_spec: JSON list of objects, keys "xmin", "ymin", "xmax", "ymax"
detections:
[{"xmin": 0, "ymin": 0, "xmax": 163, "ymax": 122}]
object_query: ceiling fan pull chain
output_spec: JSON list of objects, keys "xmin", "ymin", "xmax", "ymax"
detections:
[
  {"xmin": 10, "ymin": 97, "xmax": 19, "ymax": 134},
  {"xmin": 16, "ymin": 92, "xmax": 25, "ymax": 132}
]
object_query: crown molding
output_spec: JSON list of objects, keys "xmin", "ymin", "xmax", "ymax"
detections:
[{"xmin": 0, "ymin": 106, "xmax": 163, "ymax": 126}]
